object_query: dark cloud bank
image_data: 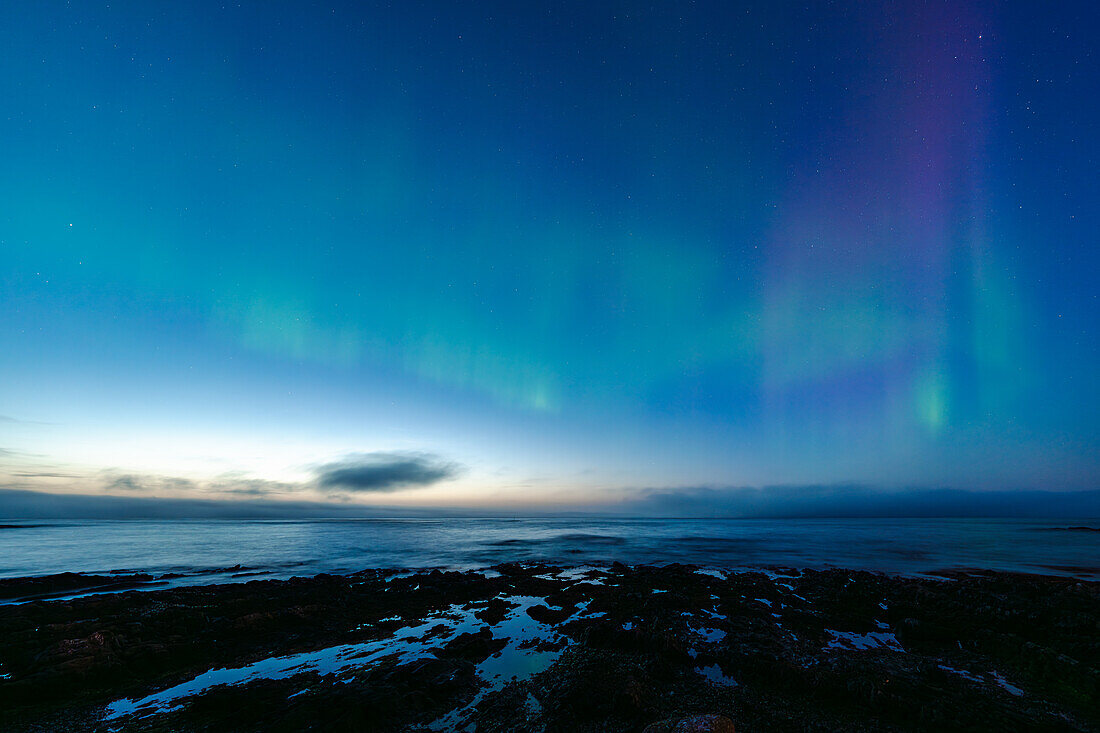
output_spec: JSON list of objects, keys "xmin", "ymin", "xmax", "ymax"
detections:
[
  {"xmin": 0, "ymin": 484, "xmax": 1096, "ymax": 520},
  {"xmin": 623, "ymin": 485, "xmax": 1100, "ymax": 519},
  {"xmin": 87, "ymin": 453, "xmax": 460, "ymax": 497},
  {"xmin": 0, "ymin": 451, "xmax": 466, "ymax": 518},
  {"xmin": 0, "ymin": 489, "xmax": 443, "ymax": 520},
  {"xmin": 315, "ymin": 453, "xmax": 460, "ymax": 493}
]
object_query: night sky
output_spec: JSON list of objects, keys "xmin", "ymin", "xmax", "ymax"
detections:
[{"xmin": 1, "ymin": 2, "xmax": 1097, "ymax": 510}]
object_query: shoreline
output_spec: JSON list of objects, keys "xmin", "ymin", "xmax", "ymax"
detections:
[
  {"xmin": 3, "ymin": 559, "xmax": 1099, "ymax": 606},
  {"xmin": 2, "ymin": 563, "xmax": 1097, "ymax": 731}
]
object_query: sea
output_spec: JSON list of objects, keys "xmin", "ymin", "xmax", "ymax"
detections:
[{"xmin": 2, "ymin": 517, "xmax": 1098, "ymax": 588}]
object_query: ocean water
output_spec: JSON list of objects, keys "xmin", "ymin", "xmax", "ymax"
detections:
[{"xmin": 1, "ymin": 517, "xmax": 1097, "ymax": 585}]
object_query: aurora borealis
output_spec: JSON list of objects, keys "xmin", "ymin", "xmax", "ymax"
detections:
[{"xmin": 1, "ymin": 2, "xmax": 1097, "ymax": 510}]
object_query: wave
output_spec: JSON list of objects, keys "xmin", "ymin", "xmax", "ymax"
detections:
[{"xmin": 487, "ymin": 533, "xmax": 627, "ymax": 547}]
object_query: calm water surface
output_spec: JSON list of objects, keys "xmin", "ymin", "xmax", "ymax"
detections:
[{"xmin": 1, "ymin": 517, "xmax": 1097, "ymax": 584}]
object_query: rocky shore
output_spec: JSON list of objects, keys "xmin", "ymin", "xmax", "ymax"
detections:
[{"xmin": 1, "ymin": 564, "xmax": 1097, "ymax": 731}]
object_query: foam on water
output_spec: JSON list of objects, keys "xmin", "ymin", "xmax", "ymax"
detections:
[{"xmin": 694, "ymin": 568, "xmax": 727, "ymax": 580}]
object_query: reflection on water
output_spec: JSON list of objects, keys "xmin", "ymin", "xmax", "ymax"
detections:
[{"xmin": 1, "ymin": 517, "xmax": 1098, "ymax": 586}]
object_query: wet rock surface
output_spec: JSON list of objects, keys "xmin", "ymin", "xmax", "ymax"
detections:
[
  {"xmin": 644, "ymin": 714, "xmax": 737, "ymax": 733},
  {"xmin": 0, "ymin": 571, "xmax": 166, "ymax": 602},
  {"xmin": 0, "ymin": 564, "xmax": 1097, "ymax": 731}
]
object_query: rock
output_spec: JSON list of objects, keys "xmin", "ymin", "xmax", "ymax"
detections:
[
  {"xmin": 495, "ymin": 562, "xmax": 534, "ymax": 577},
  {"xmin": 0, "ymin": 572, "xmax": 160, "ymax": 602},
  {"xmin": 526, "ymin": 603, "xmax": 575, "ymax": 624},
  {"xmin": 232, "ymin": 611, "xmax": 277, "ymax": 630},
  {"xmin": 4, "ymin": 563, "xmax": 1097, "ymax": 732},
  {"xmin": 643, "ymin": 714, "xmax": 736, "ymax": 733},
  {"xmin": 582, "ymin": 621, "xmax": 692, "ymax": 664},
  {"xmin": 475, "ymin": 597, "xmax": 514, "ymax": 625},
  {"xmin": 440, "ymin": 628, "xmax": 506, "ymax": 663}
]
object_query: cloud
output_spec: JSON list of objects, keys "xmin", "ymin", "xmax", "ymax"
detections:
[
  {"xmin": 206, "ymin": 477, "xmax": 300, "ymax": 496},
  {"xmin": 2, "ymin": 450, "xmax": 459, "ymax": 502},
  {"xmin": 11, "ymin": 471, "xmax": 83, "ymax": 479},
  {"xmin": 98, "ymin": 472, "xmax": 301, "ymax": 498},
  {"xmin": 106, "ymin": 474, "xmax": 142, "ymax": 492},
  {"xmin": 102, "ymin": 473, "xmax": 198, "ymax": 493},
  {"xmin": 618, "ymin": 484, "xmax": 1100, "ymax": 518},
  {"xmin": 0, "ymin": 488, "xmax": 439, "ymax": 520},
  {"xmin": 0, "ymin": 446, "xmax": 47, "ymax": 460},
  {"xmin": 314, "ymin": 452, "xmax": 460, "ymax": 493},
  {"xmin": 0, "ymin": 415, "xmax": 51, "ymax": 426}
]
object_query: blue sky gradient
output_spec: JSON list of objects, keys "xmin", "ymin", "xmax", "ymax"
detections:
[{"xmin": 1, "ymin": 1, "xmax": 1097, "ymax": 510}]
